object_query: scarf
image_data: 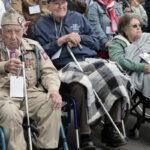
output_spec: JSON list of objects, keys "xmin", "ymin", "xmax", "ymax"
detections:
[{"xmin": 96, "ymin": 0, "xmax": 118, "ymax": 32}]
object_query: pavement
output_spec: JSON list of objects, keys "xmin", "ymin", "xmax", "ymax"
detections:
[{"xmin": 66, "ymin": 114, "xmax": 150, "ymax": 150}]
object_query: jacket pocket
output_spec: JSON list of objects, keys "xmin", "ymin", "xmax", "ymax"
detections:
[{"xmin": 25, "ymin": 70, "xmax": 37, "ymax": 88}]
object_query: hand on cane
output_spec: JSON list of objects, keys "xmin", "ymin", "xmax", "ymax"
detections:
[
  {"xmin": 57, "ymin": 32, "xmax": 81, "ymax": 48},
  {"xmin": 5, "ymin": 49, "xmax": 22, "ymax": 75}
]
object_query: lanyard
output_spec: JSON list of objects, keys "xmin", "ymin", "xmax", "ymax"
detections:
[{"xmin": 54, "ymin": 20, "xmax": 63, "ymax": 39}]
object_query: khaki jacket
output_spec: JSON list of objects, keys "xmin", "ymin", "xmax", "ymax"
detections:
[{"xmin": 0, "ymin": 38, "xmax": 60, "ymax": 97}]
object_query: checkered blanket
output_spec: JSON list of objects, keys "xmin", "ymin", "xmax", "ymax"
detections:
[{"xmin": 59, "ymin": 58, "xmax": 133, "ymax": 124}]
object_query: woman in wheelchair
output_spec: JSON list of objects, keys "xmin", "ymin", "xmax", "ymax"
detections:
[{"xmin": 109, "ymin": 12, "xmax": 150, "ymax": 100}]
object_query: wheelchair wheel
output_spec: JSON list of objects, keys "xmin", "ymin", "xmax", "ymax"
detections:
[{"xmin": 131, "ymin": 93, "xmax": 150, "ymax": 121}]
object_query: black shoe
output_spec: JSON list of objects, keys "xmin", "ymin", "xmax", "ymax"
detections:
[
  {"xmin": 80, "ymin": 134, "xmax": 97, "ymax": 150},
  {"xmin": 101, "ymin": 123, "xmax": 127, "ymax": 147}
]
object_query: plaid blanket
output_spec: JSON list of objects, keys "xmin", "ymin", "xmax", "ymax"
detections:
[{"xmin": 59, "ymin": 58, "xmax": 133, "ymax": 124}]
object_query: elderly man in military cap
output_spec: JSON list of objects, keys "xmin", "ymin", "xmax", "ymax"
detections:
[{"xmin": 0, "ymin": 8, "xmax": 62, "ymax": 150}]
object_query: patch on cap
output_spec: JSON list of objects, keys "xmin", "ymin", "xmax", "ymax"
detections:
[
  {"xmin": 17, "ymin": 17, "xmax": 23, "ymax": 25},
  {"xmin": 1, "ymin": 8, "xmax": 24, "ymax": 26}
]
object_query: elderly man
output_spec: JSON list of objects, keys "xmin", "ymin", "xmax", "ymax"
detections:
[
  {"xmin": 32, "ymin": 0, "xmax": 132, "ymax": 149},
  {"xmin": 0, "ymin": 8, "xmax": 62, "ymax": 150}
]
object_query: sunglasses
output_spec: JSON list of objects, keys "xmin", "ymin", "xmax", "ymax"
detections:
[{"xmin": 128, "ymin": 24, "xmax": 142, "ymax": 28}]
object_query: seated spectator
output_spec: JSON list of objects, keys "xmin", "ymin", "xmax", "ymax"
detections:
[
  {"xmin": 117, "ymin": 0, "xmax": 132, "ymax": 13},
  {"xmin": 88, "ymin": 0, "xmax": 123, "ymax": 56},
  {"xmin": 109, "ymin": 13, "xmax": 150, "ymax": 99},
  {"xmin": 32, "ymin": 0, "xmax": 132, "ymax": 148},
  {"xmin": 0, "ymin": 0, "xmax": 5, "ymax": 36},
  {"xmin": 68, "ymin": 0, "xmax": 88, "ymax": 17},
  {"xmin": 11, "ymin": 0, "xmax": 51, "ymax": 37},
  {"xmin": 127, "ymin": 0, "xmax": 148, "ymax": 25},
  {"xmin": 0, "ymin": 8, "xmax": 62, "ymax": 150}
]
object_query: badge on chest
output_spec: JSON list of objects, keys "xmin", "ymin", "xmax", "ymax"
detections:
[{"xmin": 24, "ymin": 52, "xmax": 35, "ymax": 70}]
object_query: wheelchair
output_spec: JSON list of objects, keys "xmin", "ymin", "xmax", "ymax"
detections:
[
  {"xmin": 130, "ymin": 90, "xmax": 150, "ymax": 139},
  {"xmin": 0, "ymin": 115, "xmax": 69, "ymax": 150},
  {"xmin": 0, "ymin": 91, "xmax": 81, "ymax": 150}
]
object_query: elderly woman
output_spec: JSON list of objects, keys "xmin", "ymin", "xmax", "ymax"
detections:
[
  {"xmin": 127, "ymin": 0, "xmax": 148, "ymax": 25},
  {"xmin": 109, "ymin": 13, "xmax": 150, "ymax": 99},
  {"xmin": 88, "ymin": 0, "xmax": 123, "ymax": 52}
]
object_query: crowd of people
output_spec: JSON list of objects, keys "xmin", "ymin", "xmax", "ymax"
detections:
[{"xmin": 0, "ymin": 0, "xmax": 150, "ymax": 150}]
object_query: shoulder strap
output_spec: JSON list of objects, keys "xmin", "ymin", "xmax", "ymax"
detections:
[{"xmin": 34, "ymin": 45, "xmax": 41, "ymax": 87}]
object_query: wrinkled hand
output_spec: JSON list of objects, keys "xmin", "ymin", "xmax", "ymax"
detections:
[
  {"xmin": 144, "ymin": 64, "xmax": 150, "ymax": 73},
  {"xmin": 105, "ymin": 41, "xmax": 110, "ymax": 49},
  {"xmin": 57, "ymin": 32, "xmax": 81, "ymax": 47},
  {"xmin": 5, "ymin": 50, "xmax": 22, "ymax": 75},
  {"xmin": 46, "ymin": 90, "xmax": 62, "ymax": 109}
]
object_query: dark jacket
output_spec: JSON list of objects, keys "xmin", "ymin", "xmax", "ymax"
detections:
[
  {"xmin": 31, "ymin": 11, "xmax": 100, "ymax": 69},
  {"xmin": 145, "ymin": 0, "xmax": 150, "ymax": 32}
]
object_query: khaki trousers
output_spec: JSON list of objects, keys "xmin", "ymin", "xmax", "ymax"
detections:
[{"xmin": 0, "ymin": 92, "xmax": 61, "ymax": 150}]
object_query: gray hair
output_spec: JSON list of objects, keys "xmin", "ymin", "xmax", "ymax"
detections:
[{"xmin": 118, "ymin": 13, "xmax": 142, "ymax": 36}]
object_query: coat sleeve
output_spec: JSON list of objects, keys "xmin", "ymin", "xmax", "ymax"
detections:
[
  {"xmin": 37, "ymin": 44, "xmax": 60, "ymax": 92},
  {"xmin": 31, "ymin": 21, "xmax": 61, "ymax": 57},
  {"xmin": 108, "ymin": 39, "xmax": 145, "ymax": 72},
  {"xmin": 139, "ymin": 4, "xmax": 148, "ymax": 24},
  {"xmin": 0, "ymin": 62, "xmax": 7, "ymax": 73},
  {"xmin": 79, "ymin": 15, "xmax": 101, "ymax": 51},
  {"xmin": 88, "ymin": 3, "xmax": 109, "ymax": 46}
]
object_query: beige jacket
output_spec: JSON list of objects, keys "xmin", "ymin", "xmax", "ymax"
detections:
[{"xmin": 0, "ymin": 38, "xmax": 60, "ymax": 97}]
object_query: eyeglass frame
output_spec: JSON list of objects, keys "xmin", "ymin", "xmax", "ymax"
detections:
[{"xmin": 128, "ymin": 23, "xmax": 143, "ymax": 29}]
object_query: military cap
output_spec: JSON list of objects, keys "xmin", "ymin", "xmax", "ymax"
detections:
[{"xmin": 1, "ymin": 8, "xmax": 24, "ymax": 26}]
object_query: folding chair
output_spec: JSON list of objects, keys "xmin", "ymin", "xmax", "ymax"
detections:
[
  {"xmin": 0, "ymin": 117, "xmax": 69, "ymax": 150},
  {"xmin": 61, "ymin": 94, "xmax": 80, "ymax": 150},
  {"xmin": 130, "ymin": 90, "xmax": 150, "ymax": 138}
]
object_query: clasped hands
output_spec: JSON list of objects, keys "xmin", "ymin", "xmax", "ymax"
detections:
[{"xmin": 57, "ymin": 32, "xmax": 81, "ymax": 48}]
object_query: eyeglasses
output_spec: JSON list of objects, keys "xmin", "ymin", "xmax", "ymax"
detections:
[
  {"xmin": 50, "ymin": 1, "xmax": 66, "ymax": 6},
  {"xmin": 128, "ymin": 24, "xmax": 142, "ymax": 29}
]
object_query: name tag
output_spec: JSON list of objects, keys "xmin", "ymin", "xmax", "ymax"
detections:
[
  {"xmin": 29, "ymin": 5, "xmax": 41, "ymax": 15},
  {"xmin": 51, "ymin": 48, "xmax": 62, "ymax": 60},
  {"xmin": 106, "ymin": 26, "xmax": 115, "ymax": 35},
  {"xmin": 139, "ymin": 52, "xmax": 150, "ymax": 64},
  {"xmin": 10, "ymin": 76, "xmax": 24, "ymax": 98}
]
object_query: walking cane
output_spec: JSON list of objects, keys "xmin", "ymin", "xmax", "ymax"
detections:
[
  {"xmin": 21, "ymin": 48, "xmax": 33, "ymax": 150},
  {"xmin": 66, "ymin": 45, "xmax": 125, "ymax": 140}
]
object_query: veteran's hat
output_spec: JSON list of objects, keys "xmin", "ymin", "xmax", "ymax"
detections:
[{"xmin": 1, "ymin": 8, "xmax": 24, "ymax": 27}]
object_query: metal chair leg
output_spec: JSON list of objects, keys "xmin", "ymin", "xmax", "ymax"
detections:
[{"xmin": 0, "ymin": 127, "xmax": 6, "ymax": 150}]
